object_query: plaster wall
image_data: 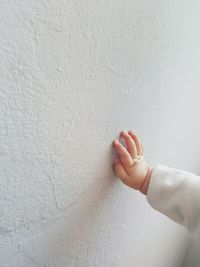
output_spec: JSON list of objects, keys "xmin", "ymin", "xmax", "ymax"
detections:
[{"xmin": 1, "ymin": 1, "xmax": 200, "ymax": 266}]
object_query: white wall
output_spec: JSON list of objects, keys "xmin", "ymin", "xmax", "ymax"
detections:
[{"xmin": 1, "ymin": 1, "xmax": 200, "ymax": 266}]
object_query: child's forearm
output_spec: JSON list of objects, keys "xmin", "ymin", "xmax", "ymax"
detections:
[
  {"xmin": 145, "ymin": 164, "xmax": 200, "ymax": 245},
  {"xmin": 113, "ymin": 130, "xmax": 200, "ymax": 244}
]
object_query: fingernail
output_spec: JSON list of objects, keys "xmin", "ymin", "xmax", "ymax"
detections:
[{"xmin": 121, "ymin": 130, "xmax": 126, "ymax": 136}]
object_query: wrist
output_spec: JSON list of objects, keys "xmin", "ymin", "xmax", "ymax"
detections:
[{"xmin": 140, "ymin": 166, "xmax": 153, "ymax": 195}]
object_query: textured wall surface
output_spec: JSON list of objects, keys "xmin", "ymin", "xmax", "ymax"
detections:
[{"xmin": 1, "ymin": 1, "xmax": 200, "ymax": 266}]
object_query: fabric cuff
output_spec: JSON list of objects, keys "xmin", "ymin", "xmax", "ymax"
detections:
[{"xmin": 146, "ymin": 164, "xmax": 170, "ymax": 208}]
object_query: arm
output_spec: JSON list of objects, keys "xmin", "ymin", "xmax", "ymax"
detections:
[
  {"xmin": 113, "ymin": 130, "xmax": 200, "ymax": 244},
  {"xmin": 146, "ymin": 164, "xmax": 200, "ymax": 244}
]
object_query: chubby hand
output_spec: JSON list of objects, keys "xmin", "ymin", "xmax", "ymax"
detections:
[{"xmin": 113, "ymin": 130, "xmax": 152, "ymax": 194}]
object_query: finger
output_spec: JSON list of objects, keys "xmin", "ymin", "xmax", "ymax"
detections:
[
  {"xmin": 113, "ymin": 139, "xmax": 134, "ymax": 169},
  {"xmin": 120, "ymin": 131, "xmax": 137, "ymax": 159},
  {"xmin": 128, "ymin": 130, "xmax": 143, "ymax": 155},
  {"xmin": 141, "ymin": 143, "xmax": 144, "ymax": 154},
  {"xmin": 113, "ymin": 158, "xmax": 129, "ymax": 185}
]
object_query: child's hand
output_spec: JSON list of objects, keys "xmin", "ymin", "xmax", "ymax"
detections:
[{"xmin": 113, "ymin": 130, "xmax": 152, "ymax": 194}]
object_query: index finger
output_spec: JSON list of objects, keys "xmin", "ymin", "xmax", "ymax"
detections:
[{"xmin": 113, "ymin": 140, "xmax": 133, "ymax": 169}]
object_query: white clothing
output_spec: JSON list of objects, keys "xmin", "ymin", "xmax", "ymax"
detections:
[{"xmin": 146, "ymin": 165, "xmax": 200, "ymax": 244}]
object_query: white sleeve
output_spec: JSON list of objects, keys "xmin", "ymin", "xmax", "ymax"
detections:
[{"xmin": 146, "ymin": 164, "xmax": 200, "ymax": 244}]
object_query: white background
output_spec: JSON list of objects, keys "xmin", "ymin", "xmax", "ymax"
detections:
[{"xmin": 1, "ymin": 1, "xmax": 200, "ymax": 266}]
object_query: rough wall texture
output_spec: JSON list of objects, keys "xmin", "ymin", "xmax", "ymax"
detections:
[{"xmin": 1, "ymin": 0, "xmax": 200, "ymax": 266}]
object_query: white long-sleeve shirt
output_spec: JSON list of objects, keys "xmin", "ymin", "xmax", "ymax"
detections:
[{"xmin": 146, "ymin": 164, "xmax": 200, "ymax": 245}]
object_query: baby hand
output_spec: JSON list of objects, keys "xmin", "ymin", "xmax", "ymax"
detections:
[{"xmin": 113, "ymin": 130, "xmax": 152, "ymax": 194}]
